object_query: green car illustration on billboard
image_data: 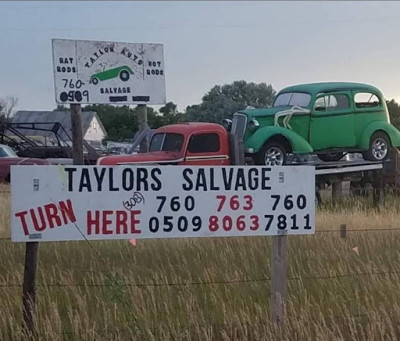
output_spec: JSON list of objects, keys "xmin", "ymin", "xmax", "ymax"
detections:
[
  {"xmin": 228, "ymin": 82, "xmax": 400, "ymax": 165},
  {"xmin": 89, "ymin": 65, "xmax": 133, "ymax": 84}
]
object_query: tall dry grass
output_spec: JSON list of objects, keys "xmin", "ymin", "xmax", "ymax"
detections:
[
  {"xmin": 0, "ymin": 183, "xmax": 10, "ymax": 238},
  {"xmin": 1, "ymin": 187, "xmax": 400, "ymax": 340}
]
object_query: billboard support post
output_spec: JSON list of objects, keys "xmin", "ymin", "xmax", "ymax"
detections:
[
  {"xmin": 137, "ymin": 104, "xmax": 149, "ymax": 153},
  {"xmin": 71, "ymin": 104, "xmax": 84, "ymax": 165}
]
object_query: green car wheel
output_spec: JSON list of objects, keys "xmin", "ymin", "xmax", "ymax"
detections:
[
  {"xmin": 256, "ymin": 141, "xmax": 287, "ymax": 166},
  {"xmin": 363, "ymin": 131, "xmax": 390, "ymax": 161}
]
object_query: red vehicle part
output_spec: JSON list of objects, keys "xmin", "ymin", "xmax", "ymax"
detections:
[
  {"xmin": 0, "ymin": 144, "xmax": 50, "ymax": 183},
  {"xmin": 98, "ymin": 123, "xmax": 232, "ymax": 166}
]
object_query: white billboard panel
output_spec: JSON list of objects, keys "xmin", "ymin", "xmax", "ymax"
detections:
[
  {"xmin": 52, "ymin": 39, "xmax": 166, "ymax": 105},
  {"xmin": 11, "ymin": 166, "xmax": 315, "ymax": 242}
]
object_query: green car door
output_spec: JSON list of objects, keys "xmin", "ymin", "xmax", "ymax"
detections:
[
  {"xmin": 353, "ymin": 90, "xmax": 387, "ymax": 144},
  {"xmin": 309, "ymin": 91, "xmax": 356, "ymax": 150}
]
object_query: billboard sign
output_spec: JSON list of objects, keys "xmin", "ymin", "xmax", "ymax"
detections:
[
  {"xmin": 11, "ymin": 165, "xmax": 315, "ymax": 242},
  {"xmin": 52, "ymin": 39, "xmax": 165, "ymax": 105}
]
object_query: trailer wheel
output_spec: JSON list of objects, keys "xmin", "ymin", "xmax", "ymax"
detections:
[{"xmin": 255, "ymin": 141, "xmax": 287, "ymax": 166}]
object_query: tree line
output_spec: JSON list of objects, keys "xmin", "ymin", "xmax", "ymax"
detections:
[{"xmin": 1, "ymin": 81, "xmax": 400, "ymax": 141}]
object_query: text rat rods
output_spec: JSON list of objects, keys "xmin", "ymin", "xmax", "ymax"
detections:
[{"xmin": 11, "ymin": 165, "xmax": 315, "ymax": 242}]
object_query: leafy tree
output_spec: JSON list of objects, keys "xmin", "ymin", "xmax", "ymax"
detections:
[
  {"xmin": 159, "ymin": 101, "xmax": 186, "ymax": 125},
  {"xmin": 53, "ymin": 104, "xmax": 68, "ymax": 111},
  {"xmin": 160, "ymin": 101, "xmax": 177, "ymax": 116},
  {"xmin": 186, "ymin": 81, "xmax": 275, "ymax": 123},
  {"xmin": 387, "ymin": 99, "xmax": 400, "ymax": 130}
]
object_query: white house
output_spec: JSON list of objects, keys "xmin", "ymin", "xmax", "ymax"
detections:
[{"xmin": 12, "ymin": 110, "xmax": 107, "ymax": 147}]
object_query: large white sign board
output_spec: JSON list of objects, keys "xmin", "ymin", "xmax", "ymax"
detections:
[
  {"xmin": 52, "ymin": 39, "xmax": 165, "ymax": 105},
  {"xmin": 11, "ymin": 166, "xmax": 315, "ymax": 242}
]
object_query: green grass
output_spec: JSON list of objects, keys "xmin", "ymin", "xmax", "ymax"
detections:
[{"xmin": 2, "ymin": 185, "xmax": 400, "ymax": 340}]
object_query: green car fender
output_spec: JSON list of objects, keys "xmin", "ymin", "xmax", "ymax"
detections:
[
  {"xmin": 244, "ymin": 126, "xmax": 313, "ymax": 154},
  {"xmin": 359, "ymin": 121, "xmax": 400, "ymax": 149}
]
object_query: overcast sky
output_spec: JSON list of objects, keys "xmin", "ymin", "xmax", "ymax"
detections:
[{"xmin": 1, "ymin": 1, "xmax": 400, "ymax": 112}]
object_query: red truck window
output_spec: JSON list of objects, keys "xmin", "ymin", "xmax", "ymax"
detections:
[
  {"xmin": 150, "ymin": 133, "xmax": 184, "ymax": 152},
  {"xmin": 188, "ymin": 133, "xmax": 220, "ymax": 153}
]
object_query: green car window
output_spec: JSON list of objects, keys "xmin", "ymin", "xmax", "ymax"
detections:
[
  {"xmin": 273, "ymin": 92, "xmax": 311, "ymax": 107},
  {"xmin": 315, "ymin": 94, "xmax": 350, "ymax": 112},
  {"xmin": 354, "ymin": 92, "xmax": 380, "ymax": 108}
]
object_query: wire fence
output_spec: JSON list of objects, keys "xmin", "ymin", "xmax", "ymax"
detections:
[
  {"xmin": 0, "ymin": 269, "xmax": 399, "ymax": 289},
  {"xmin": 2, "ymin": 188, "xmax": 400, "ymax": 298},
  {"xmin": 2, "ymin": 225, "xmax": 400, "ymax": 242},
  {"xmin": 1, "ymin": 215, "xmax": 400, "ymax": 339}
]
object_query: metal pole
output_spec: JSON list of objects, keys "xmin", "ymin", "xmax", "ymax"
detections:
[
  {"xmin": 137, "ymin": 104, "xmax": 149, "ymax": 153},
  {"xmin": 22, "ymin": 242, "xmax": 39, "ymax": 340},
  {"xmin": 270, "ymin": 234, "xmax": 288, "ymax": 326},
  {"xmin": 70, "ymin": 104, "xmax": 84, "ymax": 165}
]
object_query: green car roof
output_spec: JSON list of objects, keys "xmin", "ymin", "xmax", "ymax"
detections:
[{"xmin": 279, "ymin": 82, "xmax": 383, "ymax": 97}]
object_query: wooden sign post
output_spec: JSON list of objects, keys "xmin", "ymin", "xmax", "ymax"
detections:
[
  {"xmin": 270, "ymin": 233, "xmax": 288, "ymax": 326},
  {"xmin": 21, "ymin": 242, "xmax": 39, "ymax": 340},
  {"xmin": 70, "ymin": 104, "xmax": 84, "ymax": 165}
]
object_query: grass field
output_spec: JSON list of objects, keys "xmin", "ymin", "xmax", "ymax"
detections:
[{"xmin": 1, "ymin": 184, "xmax": 400, "ymax": 340}]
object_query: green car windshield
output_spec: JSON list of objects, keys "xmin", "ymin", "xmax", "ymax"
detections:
[{"xmin": 273, "ymin": 92, "xmax": 311, "ymax": 108}]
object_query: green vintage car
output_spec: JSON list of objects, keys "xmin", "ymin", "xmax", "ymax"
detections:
[
  {"xmin": 229, "ymin": 82, "xmax": 400, "ymax": 165},
  {"xmin": 89, "ymin": 65, "xmax": 133, "ymax": 85}
]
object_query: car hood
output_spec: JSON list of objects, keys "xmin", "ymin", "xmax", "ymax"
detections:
[
  {"xmin": 0, "ymin": 157, "xmax": 50, "ymax": 165},
  {"xmin": 239, "ymin": 106, "xmax": 300, "ymax": 119},
  {"xmin": 98, "ymin": 151, "xmax": 184, "ymax": 165}
]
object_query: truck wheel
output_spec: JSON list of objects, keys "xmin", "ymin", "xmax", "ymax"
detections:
[
  {"xmin": 5, "ymin": 174, "xmax": 10, "ymax": 184},
  {"xmin": 255, "ymin": 141, "xmax": 287, "ymax": 166},
  {"xmin": 317, "ymin": 152, "xmax": 344, "ymax": 162},
  {"xmin": 363, "ymin": 132, "xmax": 390, "ymax": 162}
]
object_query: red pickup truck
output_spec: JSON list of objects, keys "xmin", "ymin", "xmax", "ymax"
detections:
[{"xmin": 98, "ymin": 122, "xmax": 233, "ymax": 166}]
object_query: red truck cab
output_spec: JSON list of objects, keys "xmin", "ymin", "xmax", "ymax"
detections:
[{"xmin": 97, "ymin": 122, "xmax": 231, "ymax": 166}]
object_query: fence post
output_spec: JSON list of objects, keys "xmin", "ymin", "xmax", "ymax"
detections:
[
  {"xmin": 22, "ymin": 242, "xmax": 39, "ymax": 340},
  {"xmin": 270, "ymin": 233, "xmax": 288, "ymax": 326},
  {"xmin": 372, "ymin": 169, "xmax": 383, "ymax": 207},
  {"xmin": 332, "ymin": 181, "xmax": 342, "ymax": 202},
  {"xmin": 340, "ymin": 224, "xmax": 347, "ymax": 238}
]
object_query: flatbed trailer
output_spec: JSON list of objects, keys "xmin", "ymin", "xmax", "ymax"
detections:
[{"xmin": 290, "ymin": 159, "xmax": 385, "ymax": 205}]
